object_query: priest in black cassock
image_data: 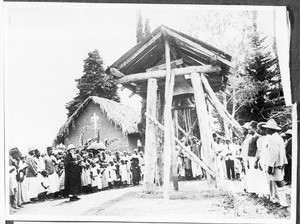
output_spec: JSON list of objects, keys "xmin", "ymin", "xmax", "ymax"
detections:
[{"xmin": 64, "ymin": 144, "xmax": 81, "ymax": 201}]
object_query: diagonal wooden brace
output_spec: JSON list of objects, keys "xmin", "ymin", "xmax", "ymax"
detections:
[{"xmin": 145, "ymin": 113, "xmax": 216, "ymax": 179}]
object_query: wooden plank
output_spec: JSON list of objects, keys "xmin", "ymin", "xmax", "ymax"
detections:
[
  {"xmin": 146, "ymin": 59, "xmax": 184, "ymax": 72},
  {"xmin": 144, "ymin": 78, "xmax": 158, "ymax": 193},
  {"xmin": 200, "ymin": 73, "xmax": 244, "ymax": 137},
  {"xmin": 115, "ymin": 65, "xmax": 221, "ymax": 85},
  {"xmin": 163, "ymin": 38, "xmax": 174, "ymax": 200},
  {"xmin": 163, "ymin": 27, "xmax": 232, "ymax": 67},
  {"xmin": 175, "ymin": 45, "xmax": 211, "ymax": 65},
  {"xmin": 190, "ymin": 72, "xmax": 216, "ymax": 186},
  {"xmin": 145, "ymin": 112, "xmax": 216, "ymax": 178},
  {"xmin": 118, "ymin": 32, "xmax": 162, "ymax": 70}
]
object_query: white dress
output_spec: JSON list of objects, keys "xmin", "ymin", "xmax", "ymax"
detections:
[{"xmin": 120, "ymin": 164, "xmax": 128, "ymax": 182}]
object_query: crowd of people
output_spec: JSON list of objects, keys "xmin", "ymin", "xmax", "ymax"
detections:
[
  {"xmin": 9, "ymin": 118, "xmax": 293, "ymax": 211},
  {"xmin": 9, "ymin": 144, "xmax": 145, "ymax": 211},
  {"xmin": 176, "ymin": 118, "xmax": 292, "ymax": 207}
]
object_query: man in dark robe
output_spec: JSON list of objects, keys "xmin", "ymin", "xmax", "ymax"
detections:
[
  {"xmin": 284, "ymin": 129, "xmax": 292, "ymax": 185},
  {"xmin": 130, "ymin": 149, "xmax": 141, "ymax": 185},
  {"xmin": 64, "ymin": 144, "xmax": 81, "ymax": 201}
]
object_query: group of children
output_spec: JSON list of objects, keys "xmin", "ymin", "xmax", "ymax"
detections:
[{"xmin": 9, "ymin": 145, "xmax": 145, "ymax": 212}]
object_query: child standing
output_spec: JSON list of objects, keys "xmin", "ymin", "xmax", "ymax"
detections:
[{"xmin": 119, "ymin": 160, "xmax": 128, "ymax": 187}]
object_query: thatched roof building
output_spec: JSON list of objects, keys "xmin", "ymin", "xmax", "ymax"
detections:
[{"xmin": 53, "ymin": 96, "xmax": 141, "ymax": 152}]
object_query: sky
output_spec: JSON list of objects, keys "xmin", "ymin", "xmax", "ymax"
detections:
[{"xmin": 3, "ymin": 3, "xmax": 278, "ymax": 155}]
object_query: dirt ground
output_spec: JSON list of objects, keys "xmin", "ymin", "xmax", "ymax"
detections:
[{"xmin": 93, "ymin": 179, "xmax": 291, "ymax": 220}]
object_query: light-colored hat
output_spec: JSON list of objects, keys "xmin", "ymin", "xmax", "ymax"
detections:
[
  {"xmin": 67, "ymin": 144, "xmax": 76, "ymax": 151},
  {"xmin": 258, "ymin": 122, "xmax": 267, "ymax": 127},
  {"xmin": 286, "ymin": 129, "xmax": 292, "ymax": 135},
  {"xmin": 262, "ymin": 119, "xmax": 281, "ymax": 131},
  {"xmin": 242, "ymin": 122, "xmax": 250, "ymax": 129},
  {"xmin": 57, "ymin": 143, "xmax": 66, "ymax": 150},
  {"xmin": 28, "ymin": 147, "xmax": 34, "ymax": 153},
  {"xmin": 19, "ymin": 163, "xmax": 28, "ymax": 170}
]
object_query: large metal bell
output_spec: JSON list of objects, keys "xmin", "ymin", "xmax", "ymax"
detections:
[
  {"xmin": 173, "ymin": 75, "xmax": 194, "ymax": 100},
  {"xmin": 172, "ymin": 97, "xmax": 195, "ymax": 110}
]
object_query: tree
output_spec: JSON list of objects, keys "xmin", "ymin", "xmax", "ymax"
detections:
[
  {"xmin": 144, "ymin": 18, "xmax": 151, "ymax": 37},
  {"xmin": 183, "ymin": 10, "xmax": 291, "ymax": 135},
  {"xmin": 136, "ymin": 11, "xmax": 151, "ymax": 44},
  {"xmin": 136, "ymin": 13, "xmax": 152, "ymax": 144},
  {"xmin": 136, "ymin": 11, "xmax": 144, "ymax": 43},
  {"xmin": 66, "ymin": 49, "xmax": 120, "ymax": 117}
]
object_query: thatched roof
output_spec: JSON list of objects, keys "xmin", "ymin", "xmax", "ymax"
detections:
[
  {"xmin": 108, "ymin": 25, "xmax": 232, "ymax": 98},
  {"xmin": 54, "ymin": 96, "xmax": 140, "ymax": 143}
]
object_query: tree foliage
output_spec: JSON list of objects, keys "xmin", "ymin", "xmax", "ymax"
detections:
[
  {"xmin": 136, "ymin": 11, "xmax": 151, "ymax": 44},
  {"xmin": 66, "ymin": 49, "xmax": 120, "ymax": 117},
  {"xmin": 183, "ymin": 10, "xmax": 291, "ymax": 134}
]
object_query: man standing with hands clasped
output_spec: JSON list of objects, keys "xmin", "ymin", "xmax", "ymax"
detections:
[
  {"xmin": 64, "ymin": 144, "xmax": 81, "ymax": 201},
  {"xmin": 262, "ymin": 119, "xmax": 288, "ymax": 207}
]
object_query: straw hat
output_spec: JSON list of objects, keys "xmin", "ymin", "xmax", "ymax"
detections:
[
  {"xmin": 262, "ymin": 119, "xmax": 281, "ymax": 130},
  {"xmin": 67, "ymin": 144, "xmax": 76, "ymax": 151}
]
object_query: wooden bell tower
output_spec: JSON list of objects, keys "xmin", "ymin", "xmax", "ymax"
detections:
[{"xmin": 106, "ymin": 25, "xmax": 243, "ymax": 199}]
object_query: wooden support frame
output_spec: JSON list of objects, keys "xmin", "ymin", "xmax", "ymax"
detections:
[
  {"xmin": 200, "ymin": 73, "xmax": 244, "ymax": 137},
  {"xmin": 144, "ymin": 78, "xmax": 158, "ymax": 193},
  {"xmin": 190, "ymin": 72, "xmax": 216, "ymax": 185},
  {"xmin": 163, "ymin": 38, "xmax": 175, "ymax": 200},
  {"xmin": 115, "ymin": 65, "xmax": 221, "ymax": 85}
]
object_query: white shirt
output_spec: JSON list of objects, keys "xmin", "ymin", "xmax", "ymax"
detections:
[{"xmin": 265, "ymin": 132, "xmax": 287, "ymax": 167}]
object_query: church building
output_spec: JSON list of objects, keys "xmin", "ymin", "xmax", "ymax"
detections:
[{"xmin": 53, "ymin": 96, "xmax": 141, "ymax": 152}]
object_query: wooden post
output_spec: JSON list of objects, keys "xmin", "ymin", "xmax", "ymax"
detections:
[
  {"xmin": 144, "ymin": 78, "xmax": 158, "ymax": 193},
  {"xmin": 190, "ymin": 72, "xmax": 216, "ymax": 186},
  {"xmin": 163, "ymin": 38, "xmax": 175, "ymax": 200},
  {"xmin": 201, "ymin": 74, "xmax": 243, "ymax": 137},
  {"xmin": 172, "ymin": 110, "xmax": 179, "ymax": 191}
]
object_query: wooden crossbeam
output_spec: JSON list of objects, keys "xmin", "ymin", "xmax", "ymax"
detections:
[
  {"xmin": 115, "ymin": 65, "xmax": 221, "ymax": 84},
  {"xmin": 176, "ymin": 119, "xmax": 198, "ymax": 159},
  {"xmin": 146, "ymin": 58, "xmax": 184, "ymax": 72}
]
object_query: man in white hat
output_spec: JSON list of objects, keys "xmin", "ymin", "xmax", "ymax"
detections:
[
  {"xmin": 263, "ymin": 119, "xmax": 288, "ymax": 207},
  {"xmin": 64, "ymin": 144, "xmax": 81, "ymax": 201},
  {"xmin": 25, "ymin": 147, "xmax": 39, "ymax": 202},
  {"xmin": 284, "ymin": 129, "xmax": 292, "ymax": 185}
]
